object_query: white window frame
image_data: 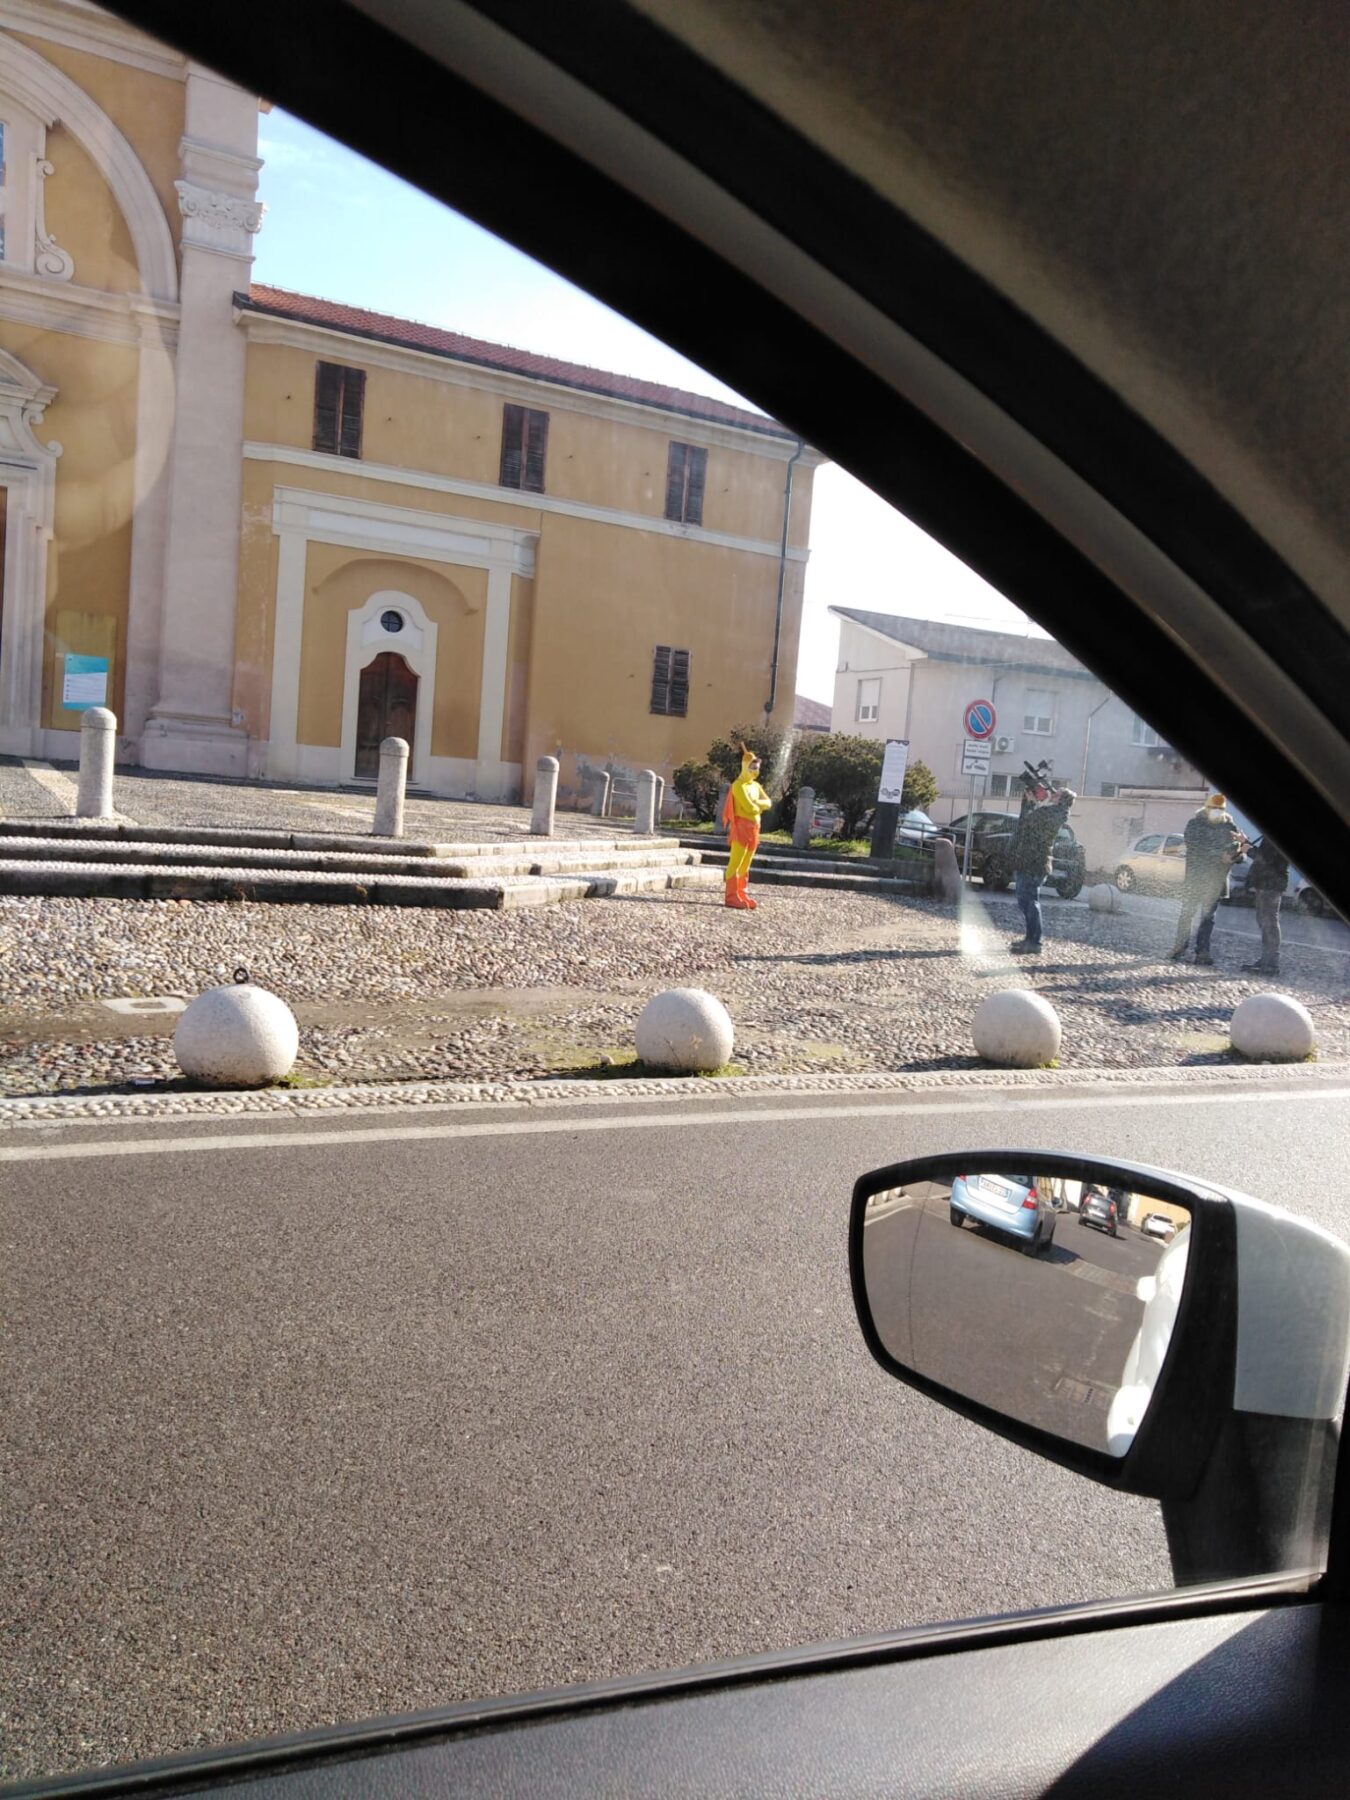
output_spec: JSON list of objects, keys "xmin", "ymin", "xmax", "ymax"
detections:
[
  {"xmin": 856, "ymin": 676, "xmax": 880, "ymax": 723},
  {"xmin": 1023, "ymin": 687, "xmax": 1056, "ymax": 735},
  {"xmin": 1131, "ymin": 712, "xmax": 1162, "ymax": 747}
]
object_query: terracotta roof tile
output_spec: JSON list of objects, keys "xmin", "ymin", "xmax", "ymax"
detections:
[
  {"xmin": 240, "ymin": 285, "xmax": 793, "ymax": 439},
  {"xmin": 794, "ymin": 694, "xmax": 832, "ymax": 731}
]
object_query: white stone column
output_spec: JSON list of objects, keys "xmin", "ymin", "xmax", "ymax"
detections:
[
  {"xmin": 264, "ymin": 524, "xmax": 308, "ymax": 780},
  {"xmin": 122, "ymin": 304, "xmax": 177, "ymax": 747},
  {"xmin": 142, "ymin": 68, "xmax": 262, "ymax": 778},
  {"xmin": 591, "ymin": 770, "xmax": 611, "ymax": 818},
  {"xmin": 634, "ymin": 769, "xmax": 658, "ymax": 835},
  {"xmin": 474, "ymin": 555, "xmax": 513, "ymax": 800},
  {"xmin": 76, "ymin": 706, "xmax": 116, "ymax": 817},
  {"xmin": 793, "ymin": 785, "xmax": 815, "ymax": 850},
  {"xmin": 530, "ymin": 755, "xmax": 559, "ymax": 836},
  {"xmin": 374, "ymin": 736, "xmax": 409, "ymax": 837}
]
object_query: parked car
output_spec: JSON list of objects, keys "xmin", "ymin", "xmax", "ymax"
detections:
[
  {"xmin": 948, "ymin": 1172, "xmax": 1057, "ymax": 1256},
  {"xmin": 945, "ymin": 812, "xmax": 1086, "ymax": 899},
  {"xmin": 1226, "ymin": 853, "xmax": 1330, "ymax": 918},
  {"xmin": 1142, "ymin": 1213, "xmax": 1177, "ymax": 1243},
  {"xmin": 1113, "ymin": 832, "xmax": 1189, "ymax": 893},
  {"xmin": 1079, "ymin": 1191, "xmax": 1119, "ymax": 1237},
  {"xmin": 896, "ymin": 807, "xmax": 939, "ymax": 846}
]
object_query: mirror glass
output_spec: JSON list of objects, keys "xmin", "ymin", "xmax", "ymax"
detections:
[{"xmin": 861, "ymin": 1165, "xmax": 1192, "ymax": 1454}]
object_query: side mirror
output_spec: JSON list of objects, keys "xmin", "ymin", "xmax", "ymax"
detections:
[{"xmin": 850, "ymin": 1152, "xmax": 1350, "ymax": 1583}]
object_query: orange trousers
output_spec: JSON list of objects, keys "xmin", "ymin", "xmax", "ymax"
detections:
[{"xmin": 725, "ymin": 814, "xmax": 761, "ymax": 881}]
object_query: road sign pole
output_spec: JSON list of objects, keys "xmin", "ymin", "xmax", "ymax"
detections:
[
  {"xmin": 958, "ymin": 701, "xmax": 996, "ymax": 887},
  {"xmin": 961, "ymin": 764, "xmax": 977, "ymax": 884}
]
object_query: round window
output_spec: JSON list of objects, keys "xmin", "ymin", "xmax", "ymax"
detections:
[{"xmin": 380, "ymin": 609, "xmax": 404, "ymax": 635}]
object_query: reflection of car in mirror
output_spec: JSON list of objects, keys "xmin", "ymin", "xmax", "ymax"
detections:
[
  {"xmin": 1141, "ymin": 1213, "xmax": 1177, "ymax": 1242},
  {"xmin": 1079, "ymin": 1191, "xmax": 1119, "ymax": 1237},
  {"xmin": 948, "ymin": 1172, "xmax": 1056, "ymax": 1256}
]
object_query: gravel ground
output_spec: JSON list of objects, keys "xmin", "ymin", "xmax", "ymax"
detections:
[
  {"xmin": 3, "ymin": 881, "xmax": 1348, "ymax": 1100},
  {"xmin": 0, "ymin": 758, "xmax": 636, "ymax": 842}
]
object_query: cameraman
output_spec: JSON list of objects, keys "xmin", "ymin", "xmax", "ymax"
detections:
[{"xmin": 1009, "ymin": 772, "xmax": 1076, "ymax": 955}]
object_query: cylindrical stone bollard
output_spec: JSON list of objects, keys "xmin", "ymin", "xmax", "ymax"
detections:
[
  {"xmin": 654, "ymin": 775, "xmax": 666, "ymax": 822},
  {"xmin": 76, "ymin": 706, "xmax": 117, "ymax": 818},
  {"xmin": 715, "ymin": 780, "xmax": 731, "ymax": 836},
  {"xmin": 793, "ymin": 786, "xmax": 816, "ymax": 851},
  {"xmin": 591, "ymin": 770, "xmax": 612, "ymax": 818},
  {"xmin": 373, "ymin": 736, "xmax": 409, "ymax": 837},
  {"xmin": 634, "ymin": 769, "xmax": 658, "ymax": 834},
  {"xmin": 531, "ymin": 754, "xmax": 560, "ymax": 836}
]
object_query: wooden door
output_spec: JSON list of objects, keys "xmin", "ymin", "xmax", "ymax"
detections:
[{"xmin": 355, "ymin": 651, "xmax": 418, "ymax": 778}]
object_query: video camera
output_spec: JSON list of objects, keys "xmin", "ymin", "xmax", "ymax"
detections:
[{"xmin": 1017, "ymin": 759, "xmax": 1060, "ymax": 803}]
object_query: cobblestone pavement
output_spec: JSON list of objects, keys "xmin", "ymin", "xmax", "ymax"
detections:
[
  {"xmin": 3, "ymin": 877, "xmax": 1347, "ymax": 1101},
  {"xmin": 0, "ymin": 758, "xmax": 630, "ymax": 841}
]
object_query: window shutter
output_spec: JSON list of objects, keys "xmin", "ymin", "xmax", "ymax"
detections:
[
  {"xmin": 683, "ymin": 448, "xmax": 706, "ymax": 526},
  {"xmin": 500, "ymin": 403, "xmax": 524, "ymax": 488},
  {"xmin": 523, "ymin": 409, "xmax": 549, "ymax": 492},
  {"xmin": 338, "ymin": 367, "xmax": 364, "ymax": 459},
  {"xmin": 313, "ymin": 361, "xmax": 341, "ymax": 454},
  {"xmin": 668, "ymin": 649, "xmax": 690, "ymax": 716},
  {"xmin": 650, "ymin": 644, "xmax": 672, "ymax": 714},
  {"xmin": 664, "ymin": 443, "xmax": 687, "ymax": 521}
]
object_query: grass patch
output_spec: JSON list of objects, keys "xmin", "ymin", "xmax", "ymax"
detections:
[{"xmin": 547, "ymin": 1051, "xmax": 745, "ymax": 1081}]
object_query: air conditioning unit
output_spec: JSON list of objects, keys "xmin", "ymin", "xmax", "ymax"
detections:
[{"xmin": 993, "ymin": 735, "xmax": 1014, "ymax": 753}]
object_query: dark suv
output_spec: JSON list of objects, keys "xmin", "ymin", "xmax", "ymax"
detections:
[{"xmin": 943, "ymin": 811, "xmax": 1087, "ymax": 900}]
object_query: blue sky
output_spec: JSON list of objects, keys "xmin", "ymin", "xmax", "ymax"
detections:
[{"xmin": 253, "ymin": 110, "xmax": 1034, "ymax": 704}]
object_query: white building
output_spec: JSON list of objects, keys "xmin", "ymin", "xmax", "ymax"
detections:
[{"xmin": 829, "ymin": 608, "xmax": 1202, "ymax": 807}]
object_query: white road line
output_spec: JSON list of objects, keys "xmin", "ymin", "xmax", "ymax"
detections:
[{"xmin": 2, "ymin": 1086, "xmax": 1346, "ymax": 1163}]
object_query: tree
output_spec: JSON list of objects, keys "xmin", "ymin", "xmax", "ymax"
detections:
[
  {"xmin": 797, "ymin": 734, "xmax": 884, "ymax": 837},
  {"xmin": 672, "ymin": 759, "xmax": 722, "ymax": 822},
  {"xmin": 901, "ymin": 758, "xmax": 939, "ymax": 813},
  {"xmin": 705, "ymin": 722, "xmax": 793, "ymax": 789}
]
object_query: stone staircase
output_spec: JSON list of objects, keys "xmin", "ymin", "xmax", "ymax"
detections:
[
  {"xmin": 674, "ymin": 835, "xmax": 931, "ymax": 898},
  {"xmin": 0, "ymin": 820, "xmax": 720, "ymax": 910}
]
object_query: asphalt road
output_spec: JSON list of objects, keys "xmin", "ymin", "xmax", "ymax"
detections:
[
  {"xmin": 863, "ymin": 1181, "xmax": 1167, "ymax": 1451},
  {"xmin": 4, "ymin": 1078, "xmax": 1350, "ymax": 1781},
  {"xmin": 1086, "ymin": 887, "xmax": 1349, "ymax": 955}
]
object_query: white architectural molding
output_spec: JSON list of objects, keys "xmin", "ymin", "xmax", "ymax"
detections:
[
  {"xmin": 175, "ymin": 179, "xmax": 265, "ymax": 259},
  {"xmin": 340, "ymin": 589, "xmax": 438, "ymax": 785},
  {"xmin": 0, "ymin": 31, "xmax": 178, "ymax": 299},
  {"xmin": 266, "ymin": 487, "xmax": 538, "ymax": 797},
  {"xmin": 33, "ymin": 157, "xmax": 74, "ymax": 280},
  {"xmin": 0, "ymin": 2, "xmax": 188, "ymax": 80},
  {"xmin": 0, "ymin": 269, "xmax": 178, "ymax": 345},
  {"xmin": 245, "ymin": 443, "xmax": 810, "ymax": 564},
  {"xmin": 0, "ymin": 346, "xmax": 60, "ymax": 755},
  {"xmin": 234, "ymin": 309, "xmax": 820, "ymax": 464}
]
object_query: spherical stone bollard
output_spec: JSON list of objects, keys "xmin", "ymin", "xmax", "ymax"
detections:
[
  {"xmin": 1231, "ymin": 992, "xmax": 1316, "ymax": 1062},
  {"xmin": 972, "ymin": 989, "xmax": 1062, "ymax": 1068},
  {"xmin": 1089, "ymin": 882, "xmax": 1122, "ymax": 914},
  {"xmin": 635, "ymin": 987, "xmax": 734, "ymax": 1073},
  {"xmin": 174, "ymin": 981, "xmax": 300, "ymax": 1088}
]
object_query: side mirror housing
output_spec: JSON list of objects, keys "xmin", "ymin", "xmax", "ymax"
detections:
[{"xmin": 850, "ymin": 1152, "xmax": 1350, "ymax": 1581}]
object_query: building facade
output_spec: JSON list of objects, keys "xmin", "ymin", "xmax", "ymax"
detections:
[
  {"xmin": 0, "ymin": 3, "xmax": 817, "ymax": 804},
  {"xmin": 829, "ymin": 608, "xmax": 1202, "ymax": 804}
]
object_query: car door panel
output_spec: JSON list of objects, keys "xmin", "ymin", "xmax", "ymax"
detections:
[{"xmin": 92, "ymin": 1600, "xmax": 1349, "ymax": 1800}]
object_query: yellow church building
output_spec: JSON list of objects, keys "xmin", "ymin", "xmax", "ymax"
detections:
[{"xmin": 0, "ymin": 0, "xmax": 818, "ymax": 805}]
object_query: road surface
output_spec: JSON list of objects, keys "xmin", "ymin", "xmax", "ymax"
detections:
[{"xmin": 4, "ymin": 1077, "xmax": 1349, "ymax": 1780}]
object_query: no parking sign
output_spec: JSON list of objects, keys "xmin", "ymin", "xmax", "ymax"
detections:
[{"xmin": 964, "ymin": 698, "xmax": 996, "ymax": 739}]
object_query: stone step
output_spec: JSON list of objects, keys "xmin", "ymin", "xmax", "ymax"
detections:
[
  {"xmin": 0, "ymin": 854, "xmax": 722, "ymax": 909},
  {"xmin": 0, "ymin": 818, "xmax": 670, "ymax": 861},
  {"xmin": 0, "ymin": 833, "xmax": 701, "ymax": 882},
  {"xmin": 675, "ymin": 836, "xmax": 929, "ymax": 889}
]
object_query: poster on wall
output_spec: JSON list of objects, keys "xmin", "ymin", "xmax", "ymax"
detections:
[{"xmin": 61, "ymin": 654, "xmax": 109, "ymax": 711}]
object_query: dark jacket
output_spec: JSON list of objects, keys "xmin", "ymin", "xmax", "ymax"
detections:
[
  {"xmin": 1182, "ymin": 808, "xmax": 1242, "ymax": 884},
  {"xmin": 1248, "ymin": 836, "xmax": 1290, "ymax": 893},
  {"xmin": 1012, "ymin": 792, "xmax": 1074, "ymax": 878}
]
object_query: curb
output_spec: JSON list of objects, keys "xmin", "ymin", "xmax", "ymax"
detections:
[{"xmin": 3, "ymin": 1058, "xmax": 1346, "ymax": 1130}]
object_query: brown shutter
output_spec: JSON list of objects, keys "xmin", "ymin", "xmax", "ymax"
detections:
[
  {"xmin": 338, "ymin": 367, "xmax": 364, "ymax": 459},
  {"xmin": 684, "ymin": 448, "xmax": 706, "ymax": 526},
  {"xmin": 664, "ymin": 443, "xmax": 687, "ymax": 520},
  {"xmin": 313, "ymin": 361, "xmax": 341, "ymax": 453},
  {"xmin": 522, "ymin": 409, "xmax": 549, "ymax": 492},
  {"xmin": 650, "ymin": 644, "xmax": 672, "ymax": 713},
  {"xmin": 500, "ymin": 403, "xmax": 524, "ymax": 487},
  {"xmin": 668, "ymin": 648, "xmax": 690, "ymax": 716}
]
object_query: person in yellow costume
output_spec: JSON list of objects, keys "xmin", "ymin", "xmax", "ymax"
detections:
[{"xmin": 721, "ymin": 744, "xmax": 773, "ymax": 909}]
